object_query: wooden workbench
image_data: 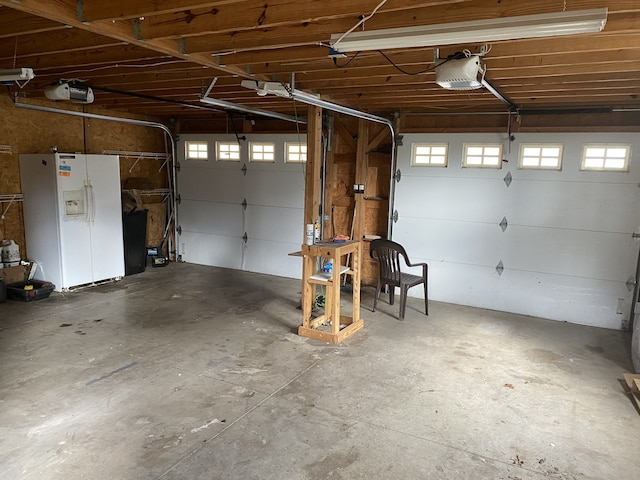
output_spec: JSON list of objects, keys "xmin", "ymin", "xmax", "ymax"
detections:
[{"xmin": 298, "ymin": 240, "xmax": 364, "ymax": 343}]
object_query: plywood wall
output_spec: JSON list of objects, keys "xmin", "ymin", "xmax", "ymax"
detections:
[
  {"xmin": 0, "ymin": 95, "xmax": 167, "ymax": 261},
  {"xmin": 328, "ymin": 115, "xmax": 392, "ymax": 286}
]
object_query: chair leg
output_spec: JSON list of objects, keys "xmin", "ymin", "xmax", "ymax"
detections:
[
  {"xmin": 373, "ymin": 280, "xmax": 382, "ymax": 312},
  {"xmin": 399, "ymin": 285, "xmax": 408, "ymax": 320},
  {"xmin": 389, "ymin": 286, "xmax": 395, "ymax": 305},
  {"xmin": 423, "ymin": 279, "xmax": 428, "ymax": 316}
]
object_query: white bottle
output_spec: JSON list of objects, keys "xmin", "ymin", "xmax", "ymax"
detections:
[{"xmin": 1, "ymin": 240, "xmax": 20, "ymax": 267}]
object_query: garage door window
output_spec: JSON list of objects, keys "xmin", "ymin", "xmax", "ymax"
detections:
[
  {"xmin": 250, "ymin": 142, "xmax": 275, "ymax": 162},
  {"xmin": 581, "ymin": 145, "xmax": 630, "ymax": 171},
  {"xmin": 463, "ymin": 144, "xmax": 502, "ymax": 168},
  {"xmin": 217, "ymin": 142, "xmax": 241, "ymax": 161},
  {"xmin": 519, "ymin": 144, "xmax": 563, "ymax": 170},
  {"xmin": 412, "ymin": 144, "xmax": 448, "ymax": 167},
  {"xmin": 285, "ymin": 143, "xmax": 307, "ymax": 163},
  {"xmin": 185, "ymin": 141, "xmax": 208, "ymax": 160}
]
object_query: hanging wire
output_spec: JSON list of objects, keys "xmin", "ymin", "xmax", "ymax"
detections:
[{"xmin": 332, "ymin": 0, "xmax": 388, "ymax": 48}]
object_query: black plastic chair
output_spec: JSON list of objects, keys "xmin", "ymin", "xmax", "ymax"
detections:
[{"xmin": 370, "ymin": 239, "xmax": 428, "ymax": 320}]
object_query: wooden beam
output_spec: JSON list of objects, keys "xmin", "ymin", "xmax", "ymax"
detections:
[
  {"xmin": 0, "ymin": 8, "xmax": 69, "ymax": 39},
  {"xmin": 335, "ymin": 119, "xmax": 356, "ymax": 153},
  {"xmin": 367, "ymin": 125, "xmax": 390, "ymax": 153},
  {"xmin": 109, "ymin": 1, "xmax": 470, "ymax": 39},
  {"xmin": 0, "ymin": 0, "xmax": 256, "ymax": 80},
  {"xmin": 304, "ymin": 105, "xmax": 322, "ymax": 230}
]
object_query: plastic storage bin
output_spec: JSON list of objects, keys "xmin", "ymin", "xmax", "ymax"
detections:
[{"xmin": 6, "ymin": 280, "xmax": 54, "ymax": 302}]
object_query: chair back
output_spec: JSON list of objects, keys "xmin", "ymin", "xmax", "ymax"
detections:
[{"xmin": 370, "ymin": 239, "xmax": 408, "ymax": 286}]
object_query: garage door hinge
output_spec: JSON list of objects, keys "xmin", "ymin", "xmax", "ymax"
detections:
[
  {"xmin": 496, "ymin": 261, "xmax": 504, "ymax": 276},
  {"xmin": 626, "ymin": 276, "xmax": 636, "ymax": 292},
  {"xmin": 176, "ymin": 194, "xmax": 181, "ymax": 204},
  {"xmin": 177, "ymin": 225, "xmax": 182, "ymax": 235},
  {"xmin": 503, "ymin": 171, "xmax": 512, "ymax": 187},
  {"xmin": 394, "ymin": 169, "xmax": 401, "ymax": 183},
  {"xmin": 176, "ymin": 161, "xmax": 181, "ymax": 172},
  {"xmin": 392, "ymin": 210, "xmax": 399, "ymax": 223},
  {"xmin": 241, "ymin": 164, "xmax": 247, "ymax": 175},
  {"xmin": 243, "ymin": 232, "xmax": 248, "ymax": 243},
  {"xmin": 499, "ymin": 216, "xmax": 508, "ymax": 232},
  {"xmin": 242, "ymin": 198, "xmax": 247, "ymax": 210}
]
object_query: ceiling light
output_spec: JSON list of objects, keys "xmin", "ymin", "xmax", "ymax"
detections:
[{"xmin": 329, "ymin": 8, "xmax": 607, "ymax": 53}]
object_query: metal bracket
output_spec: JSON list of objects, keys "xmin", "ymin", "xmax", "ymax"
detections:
[
  {"xmin": 242, "ymin": 232, "xmax": 248, "ymax": 244},
  {"xmin": 626, "ymin": 275, "xmax": 636, "ymax": 292},
  {"xmin": 242, "ymin": 198, "xmax": 247, "ymax": 210},
  {"xmin": 394, "ymin": 169, "xmax": 401, "ymax": 183},
  {"xmin": 177, "ymin": 225, "xmax": 182, "ymax": 235},
  {"xmin": 503, "ymin": 171, "xmax": 512, "ymax": 187},
  {"xmin": 176, "ymin": 194, "xmax": 181, "ymax": 205},
  {"xmin": 179, "ymin": 38, "xmax": 186, "ymax": 55},
  {"xmin": 499, "ymin": 216, "xmax": 508, "ymax": 232},
  {"xmin": 241, "ymin": 164, "xmax": 247, "ymax": 176},
  {"xmin": 496, "ymin": 261, "xmax": 504, "ymax": 276},
  {"xmin": 176, "ymin": 161, "xmax": 181, "ymax": 172},
  {"xmin": 76, "ymin": 0, "xmax": 88, "ymax": 24},
  {"xmin": 133, "ymin": 19, "xmax": 143, "ymax": 41},
  {"xmin": 392, "ymin": 210, "xmax": 399, "ymax": 223}
]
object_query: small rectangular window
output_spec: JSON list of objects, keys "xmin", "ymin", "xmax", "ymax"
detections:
[
  {"xmin": 285, "ymin": 143, "xmax": 307, "ymax": 163},
  {"xmin": 463, "ymin": 144, "xmax": 503, "ymax": 168},
  {"xmin": 217, "ymin": 142, "xmax": 240, "ymax": 161},
  {"xmin": 412, "ymin": 143, "xmax": 448, "ymax": 167},
  {"xmin": 519, "ymin": 144, "xmax": 563, "ymax": 170},
  {"xmin": 581, "ymin": 145, "xmax": 630, "ymax": 171},
  {"xmin": 185, "ymin": 141, "xmax": 208, "ymax": 160},
  {"xmin": 249, "ymin": 142, "xmax": 275, "ymax": 162}
]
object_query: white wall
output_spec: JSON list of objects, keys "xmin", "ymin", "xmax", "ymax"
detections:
[
  {"xmin": 394, "ymin": 132, "xmax": 640, "ymax": 330},
  {"xmin": 177, "ymin": 133, "xmax": 306, "ymax": 279}
]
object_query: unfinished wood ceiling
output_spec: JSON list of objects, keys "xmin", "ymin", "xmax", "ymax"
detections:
[{"xmin": 1, "ymin": 0, "xmax": 639, "ymax": 123}]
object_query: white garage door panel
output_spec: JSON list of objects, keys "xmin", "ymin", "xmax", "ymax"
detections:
[
  {"xmin": 505, "ymin": 181, "xmax": 638, "ymax": 232},
  {"xmin": 494, "ymin": 270, "xmax": 629, "ymax": 330},
  {"xmin": 503, "ymin": 227, "xmax": 635, "ymax": 281},
  {"xmin": 244, "ymin": 239, "xmax": 302, "ymax": 279},
  {"xmin": 178, "ymin": 167, "xmax": 245, "ymax": 203},
  {"xmin": 180, "ymin": 200, "xmax": 243, "ymax": 237},
  {"xmin": 396, "ymin": 176, "xmax": 508, "ymax": 223},
  {"xmin": 179, "ymin": 231, "xmax": 242, "ymax": 270},
  {"xmin": 245, "ymin": 205, "xmax": 303, "ymax": 243},
  {"xmin": 404, "ymin": 261, "xmax": 628, "ymax": 329},
  {"xmin": 244, "ymin": 169, "xmax": 305, "ymax": 208},
  {"xmin": 395, "ymin": 217, "xmax": 503, "ymax": 267}
]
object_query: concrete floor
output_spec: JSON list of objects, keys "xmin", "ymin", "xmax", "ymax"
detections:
[{"xmin": 0, "ymin": 262, "xmax": 638, "ymax": 480}]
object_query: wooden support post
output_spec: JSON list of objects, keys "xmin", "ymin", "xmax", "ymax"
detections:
[
  {"xmin": 353, "ymin": 118, "xmax": 369, "ymax": 243},
  {"xmin": 304, "ymin": 105, "xmax": 322, "ymax": 230},
  {"xmin": 324, "ymin": 112, "xmax": 336, "ymax": 239}
]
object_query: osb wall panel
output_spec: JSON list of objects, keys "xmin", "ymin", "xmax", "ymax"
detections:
[
  {"xmin": 85, "ymin": 117, "xmax": 168, "ymax": 189},
  {"xmin": 0, "ymin": 96, "xmax": 167, "ymax": 260}
]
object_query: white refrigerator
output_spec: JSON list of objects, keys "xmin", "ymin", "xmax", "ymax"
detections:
[{"xmin": 19, "ymin": 153, "xmax": 125, "ymax": 291}]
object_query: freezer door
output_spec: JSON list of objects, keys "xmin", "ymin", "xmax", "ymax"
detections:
[
  {"xmin": 86, "ymin": 155, "xmax": 125, "ymax": 281},
  {"xmin": 55, "ymin": 154, "xmax": 94, "ymax": 288}
]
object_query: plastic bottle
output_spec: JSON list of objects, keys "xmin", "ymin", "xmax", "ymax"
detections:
[{"xmin": 1, "ymin": 240, "xmax": 20, "ymax": 267}]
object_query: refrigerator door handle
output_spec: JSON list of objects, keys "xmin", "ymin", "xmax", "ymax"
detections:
[
  {"xmin": 88, "ymin": 182, "xmax": 96, "ymax": 224},
  {"xmin": 84, "ymin": 182, "xmax": 91, "ymax": 223}
]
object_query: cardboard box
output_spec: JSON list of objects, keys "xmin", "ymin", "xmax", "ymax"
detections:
[{"xmin": 0, "ymin": 263, "xmax": 32, "ymax": 285}]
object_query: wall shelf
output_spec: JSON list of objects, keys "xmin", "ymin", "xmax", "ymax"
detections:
[{"xmin": 0, "ymin": 194, "xmax": 23, "ymax": 219}]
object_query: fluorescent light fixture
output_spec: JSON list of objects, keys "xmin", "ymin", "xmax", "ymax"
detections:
[
  {"xmin": 330, "ymin": 8, "xmax": 607, "ymax": 53},
  {"xmin": 0, "ymin": 67, "xmax": 35, "ymax": 83}
]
